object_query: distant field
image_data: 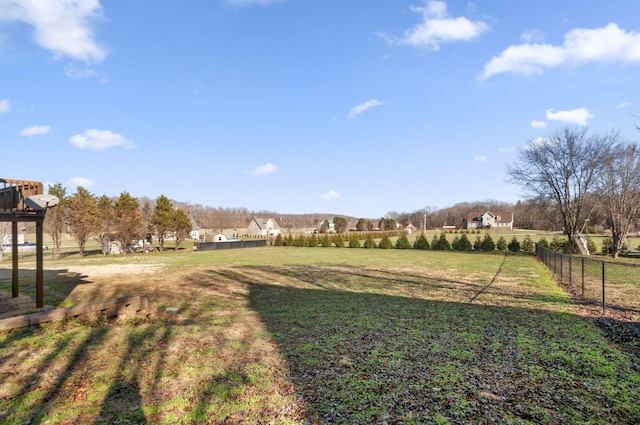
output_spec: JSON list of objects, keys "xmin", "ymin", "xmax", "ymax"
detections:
[{"xmin": 0, "ymin": 247, "xmax": 638, "ymax": 424}]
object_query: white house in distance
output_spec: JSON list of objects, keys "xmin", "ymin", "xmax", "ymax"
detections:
[
  {"xmin": 464, "ymin": 212, "xmax": 514, "ymax": 230},
  {"xmin": 247, "ymin": 217, "xmax": 281, "ymax": 237}
]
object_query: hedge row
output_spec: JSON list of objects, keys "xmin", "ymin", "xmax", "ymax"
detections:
[{"xmin": 272, "ymin": 232, "xmax": 537, "ymax": 253}]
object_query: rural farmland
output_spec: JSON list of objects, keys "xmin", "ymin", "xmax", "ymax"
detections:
[{"xmin": 1, "ymin": 247, "xmax": 639, "ymax": 424}]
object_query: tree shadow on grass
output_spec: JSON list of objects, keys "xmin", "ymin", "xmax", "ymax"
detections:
[
  {"xmin": 0, "ymin": 268, "xmax": 93, "ymax": 318},
  {"xmin": 235, "ymin": 266, "xmax": 640, "ymax": 424}
]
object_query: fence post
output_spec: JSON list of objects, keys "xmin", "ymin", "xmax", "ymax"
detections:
[
  {"xmin": 602, "ymin": 262, "xmax": 606, "ymax": 315},
  {"xmin": 581, "ymin": 257, "xmax": 585, "ymax": 299},
  {"xmin": 560, "ymin": 253, "xmax": 563, "ymax": 282}
]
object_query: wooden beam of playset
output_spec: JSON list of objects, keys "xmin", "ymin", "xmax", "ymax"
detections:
[{"xmin": 0, "ymin": 178, "xmax": 44, "ymax": 212}]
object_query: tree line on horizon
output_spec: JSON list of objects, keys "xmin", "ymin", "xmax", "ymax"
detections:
[{"xmin": 4, "ymin": 127, "xmax": 635, "ymax": 259}]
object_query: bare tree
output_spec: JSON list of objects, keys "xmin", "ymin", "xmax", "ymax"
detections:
[
  {"xmin": 44, "ymin": 183, "xmax": 67, "ymax": 259},
  {"xmin": 597, "ymin": 141, "xmax": 640, "ymax": 257},
  {"xmin": 507, "ymin": 128, "xmax": 613, "ymax": 250}
]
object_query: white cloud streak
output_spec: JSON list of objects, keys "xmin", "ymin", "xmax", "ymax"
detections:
[
  {"xmin": 250, "ymin": 163, "xmax": 278, "ymax": 176},
  {"xmin": 348, "ymin": 99, "xmax": 385, "ymax": 118},
  {"xmin": 482, "ymin": 23, "xmax": 640, "ymax": 79},
  {"xmin": 398, "ymin": 0, "xmax": 489, "ymax": 50},
  {"xmin": 0, "ymin": 0, "xmax": 107, "ymax": 62},
  {"xmin": 68, "ymin": 129, "xmax": 134, "ymax": 150},
  {"xmin": 545, "ymin": 108, "xmax": 593, "ymax": 126},
  {"xmin": 473, "ymin": 155, "xmax": 488, "ymax": 163},
  {"xmin": 67, "ymin": 177, "xmax": 95, "ymax": 188},
  {"xmin": 0, "ymin": 99, "xmax": 10, "ymax": 114},
  {"xmin": 530, "ymin": 120, "xmax": 547, "ymax": 129},
  {"xmin": 320, "ymin": 190, "xmax": 341, "ymax": 200},
  {"xmin": 19, "ymin": 125, "xmax": 51, "ymax": 136}
]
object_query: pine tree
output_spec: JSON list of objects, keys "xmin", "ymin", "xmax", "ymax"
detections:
[
  {"xmin": 457, "ymin": 233, "xmax": 473, "ymax": 251},
  {"xmin": 481, "ymin": 234, "xmax": 495, "ymax": 252},
  {"xmin": 396, "ymin": 233, "xmax": 411, "ymax": 249},
  {"xmin": 349, "ymin": 235, "xmax": 361, "ymax": 248},
  {"xmin": 333, "ymin": 234, "xmax": 345, "ymax": 247},
  {"xmin": 308, "ymin": 233, "xmax": 319, "ymax": 247},
  {"xmin": 274, "ymin": 233, "xmax": 284, "ymax": 246},
  {"xmin": 507, "ymin": 236, "xmax": 521, "ymax": 252},
  {"xmin": 378, "ymin": 235, "xmax": 393, "ymax": 249},
  {"xmin": 435, "ymin": 233, "xmax": 451, "ymax": 250},
  {"xmin": 413, "ymin": 233, "xmax": 430, "ymax": 250},
  {"xmin": 521, "ymin": 235, "xmax": 535, "ymax": 252},
  {"xmin": 496, "ymin": 236, "xmax": 507, "ymax": 251},
  {"xmin": 320, "ymin": 234, "xmax": 332, "ymax": 247},
  {"xmin": 364, "ymin": 235, "xmax": 376, "ymax": 248}
]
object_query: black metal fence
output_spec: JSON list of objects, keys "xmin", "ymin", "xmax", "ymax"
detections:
[
  {"xmin": 196, "ymin": 239, "xmax": 267, "ymax": 251},
  {"xmin": 536, "ymin": 245, "xmax": 640, "ymax": 316}
]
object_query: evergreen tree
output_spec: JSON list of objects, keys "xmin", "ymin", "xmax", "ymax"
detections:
[
  {"xmin": 413, "ymin": 233, "xmax": 430, "ymax": 250},
  {"xmin": 481, "ymin": 234, "xmax": 495, "ymax": 252},
  {"xmin": 95, "ymin": 195, "xmax": 114, "ymax": 255},
  {"xmin": 473, "ymin": 236, "xmax": 483, "ymax": 251},
  {"xmin": 430, "ymin": 234, "xmax": 439, "ymax": 250},
  {"xmin": 396, "ymin": 233, "xmax": 411, "ymax": 249},
  {"xmin": 284, "ymin": 233, "xmax": 294, "ymax": 246},
  {"xmin": 67, "ymin": 186, "xmax": 99, "ymax": 256},
  {"xmin": 333, "ymin": 234, "xmax": 345, "ymax": 247},
  {"xmin": 496, "ymin": 236, "xmax": 507, "ymax": 251},
  {"xmin": 507, "ymin": 236, "xmax": 521, "ymax": 252},
  {"xmin": 320, "ymin": 234, "xmax": 332, "ymax": 247},
  {"xmin": 521, "ymin": 235, "xmax": 535, "ymax": 252},
  {"xmin": 151, "ymin": 194, "xmax": 175, "ymax": 252},
  {"xmin": 451, "ymin": 236, "xmax": 460, "ymax": 251},
  {"xmin": 537, "ymin": 237, "xmax": 549, "ymax": 249},
  {"xmin": 364, "ymin": 235, "xmax": 376, "ymax": 248},
  {"xmin": 294, "ymin": 234, "xmax": 306, "ymax": 247},
  {"xmin": 308, "ymin": 233, "xmax": 319, "ymax": 247},
  {"xmin": 434, "ymin": 233, "xmax": 451, "ymax": 250},
  {"xmin": 113, "ymin": 192, "xmax": 143, "ymax": 254},
  {"xmin": 174, "ymin": 209, "xmax": 192, "ymax": 250},
  {"xmin": 378, "ymin": 235, "xmax": 393, "ymax": 249},
  {"xmin": 274, "ymin": 233, "xmax": 284, "ymax": 246},
  {"xmin": 349, "ymin": 235, "xmax": 361, "ymax": 248},
  {"xmin": 457, "ymin": 233, "xmax": 473, "ymax": 251}
]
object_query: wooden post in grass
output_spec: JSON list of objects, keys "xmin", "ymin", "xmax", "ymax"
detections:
[
  {"xmin": 581, "ymin": 258, "xmax": 585, "ymax": 299},
  {"xmin": 602, "ymin": 262, "xmax": 605, "ymax": 315}
]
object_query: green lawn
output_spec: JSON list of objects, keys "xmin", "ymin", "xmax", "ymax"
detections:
[{"xmin": 0, "ymin": 247, "xmax": 638, "ymax": 424}]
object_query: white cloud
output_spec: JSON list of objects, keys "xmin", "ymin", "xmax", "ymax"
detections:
[
  {"xmin": 320, "ymin": 190, "xmax": 341, "ymax": 200},
  {"xmin": 64, "ymin": 64, "xmax": 99, "ymax": 79},
  {"xmin": 0, "ymin": 99, "xmax": 11, "ymax": 114},
  {"xmin": 530, "ymin": 120, "xmax": 547, "ymax": 129},
  {"xmin": 250, "ymin": 163, "xmax": 278, "ymax": 176},
  {"xmin": 68, "ymin": 129, "xmax": 134, "ymax": 150},
  {"xmin": 618, "ymin": 101, "xmax": 632, "ymax": 109},
  {"xmin": 520, "ymin": 29, "xmax": 545, "ymax": 44},
  {"xmin": 545, "ymin": 108, "xmax": 593, "ymax": 126},
  {"xmin": 67, "ymin": 177, "xmax": 95, "ymax": 188},
  {"xmin": 19, "ymin": 125, "xmax": 51, "ymax": 136},
  {"xmin": 499, "ymin": 146, "xmax": 517, "ymax": 153},
  {"xmin": 398, "ymin": 0, "xmax": 489, "ymax": 50},
  {"xmin": 482, "ymin": 23, "xmax": 640, "ymax": 79},
  {"xmin": 525, "ymin": 137, "xmax": 553, "ymax": 150},
  {"xmin": 473, "ymin": 155, "xmax": 488, "ymax": 163},
  {"xmin": 349, "ymin": 99, "xmax": 385, "ymax": 118},
  {"xmin": 0, "ymin": 0, "xmax": 107, "ymax": 63}
]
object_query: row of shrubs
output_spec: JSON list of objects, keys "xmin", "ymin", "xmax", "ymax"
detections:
[{"xmin": 272, "ymin": 232, "xmax": 537, "ymax": 253}]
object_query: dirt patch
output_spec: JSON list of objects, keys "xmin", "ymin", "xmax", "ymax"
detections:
[{"xmin": 0, "ymin": 290, "xmax": 53, "ymax": 319}]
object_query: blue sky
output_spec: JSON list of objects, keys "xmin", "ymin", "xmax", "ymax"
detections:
[{"xmin": 1, "ymin": 0, "xmax": 639, "ymax": 218}]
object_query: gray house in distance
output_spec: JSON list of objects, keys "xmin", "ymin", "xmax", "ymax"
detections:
[
  {"xmin": 247, "ymin": 217, "xmax": 281, "ymax": 237},
  {"xmin": 464, "ymin": 211, "xmax": 514, "ymax": 230}
]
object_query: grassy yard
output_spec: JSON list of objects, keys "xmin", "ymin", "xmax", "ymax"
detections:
[{"xmin": 0, "ymin": 248, "xmax": 639, "ymax": 424}]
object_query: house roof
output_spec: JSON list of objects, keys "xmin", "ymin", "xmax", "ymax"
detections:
[
  {"xmin": 466, "ymin": 211, "xmax": 513, "ymax": 223},
  {"xmin": 251, "ymin": 217, "xmax": 281, "ymax": 230}
]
